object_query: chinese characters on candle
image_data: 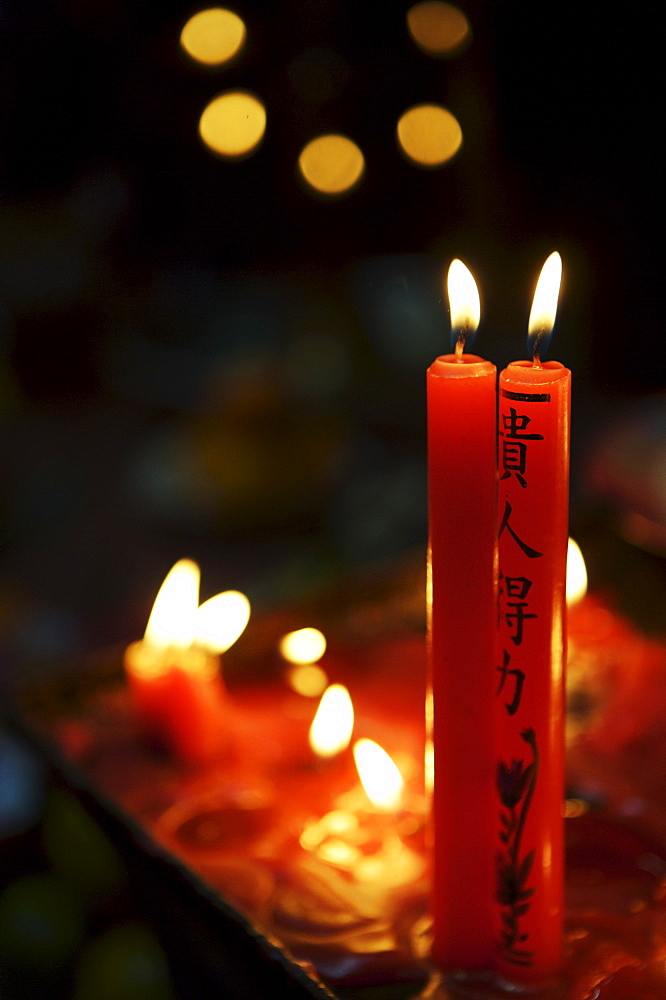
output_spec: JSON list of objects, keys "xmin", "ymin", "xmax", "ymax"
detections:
[
  {"xmin": 494, "ymin": 253, "xmax": 569, "ymax": 982},
  {"xmin": 121, "ymin": 251, "xmax": 571, "ymax": 990}
]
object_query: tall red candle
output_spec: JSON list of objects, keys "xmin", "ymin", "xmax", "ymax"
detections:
[
  {"xmin": 494, "ymin": 253, "xmax": 569, "ymax": 983},
  {"xmin": 427, "ymin": 261, "xmax": 497, "ymax": 970}
]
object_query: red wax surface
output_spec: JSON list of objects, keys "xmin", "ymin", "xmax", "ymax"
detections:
[
  {"xmin": 495, "ymin": 360, "xmax": 571, "ymax": 982},
  {"xmin": 427, "ymin": 353, "xmax": 497, "ymax": 970}
]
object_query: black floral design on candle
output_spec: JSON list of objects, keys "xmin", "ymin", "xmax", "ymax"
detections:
[{"xmin": 496, "ymin": 727, "xmax": 538, "ymax": 966}]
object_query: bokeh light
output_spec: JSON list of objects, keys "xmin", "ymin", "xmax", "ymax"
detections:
[
  {"xmin": 180, "ymin": 8, "xmax": 247, "ymax": 66},
  {"xmin": 396, "ymin": 103, "xmax": 462, "ymax": 167},
  {"xmin": 406, "ymin": 1, "xmax": 470, "ymax": 57},
  {"xmin": 287, "ymin": 663, "xmax": 329, "ymax": 697},
  {"xmin": 298, "ymin": 134, "xmax": 365, "ymax": 196},
  {"xmin": 199, "ymin": 91, "xmax": 266, "ymax": 159},
  {"xmin": 279, "ymin": 627, "xmax": 327, "ymax": 664}
]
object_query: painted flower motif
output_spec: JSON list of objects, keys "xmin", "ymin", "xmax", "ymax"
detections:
[
  {"xmin": 495, "ymin": 727, "xmax": 539, "ymax": 965},
  {"xmin": 496, "ymin": 758, "xmax": 533, "ymax": 808},
  {"xmin": 496, "ymin": 850, "xmax": 536, "ymax": 907},
  {"xmin": 496, "ymin": 729, "xmax": 538, "ymax": 807}
]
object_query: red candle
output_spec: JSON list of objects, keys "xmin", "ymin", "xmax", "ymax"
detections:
[
  {"xmin": 427, "ymin": 261, "xmax": 497, "ymax": 970},
  {"xmin": 494, "ymin": 252, "xmax": 569, "ymax": 983},
  {"xmin": 125, "ymin": 640, "xmax": 229, "ymax": 764}
]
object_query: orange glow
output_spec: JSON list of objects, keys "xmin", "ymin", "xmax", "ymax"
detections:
[
  {"xmin": 396, "ymin": 104, "xmax": 462, "ymax": 167},
  {"xmin": 566, "ymin": 538, "xmax": 588, "ymax": 606},
  {"xmin": 528, "ymin": 251, "xmax": 562, "ymax": 356},
  {"xmin": 406, "ymin": 2, "xmax": 471, "ymax": 57},
  {"xmin": 279, "ymin": 627, "xmax": 327, "ymax": 664},
  {"xmin": 199, "ymin": 91, "xmax": 266, "ymax": 159},
  {"xmin": 447, "ymin": 259, "xmax": 480, "ymax": 342},
  {"xmin": 309, "ymin": 684, "xmax": 354, "ymax": 757},
  {"xmin": 194, "ymin": 591, "xmax": 250, "ymax": 652},
  {"xmin": 180, "ymin": 8, "xmax": 246, "ymax": 66},
  {"xmin": 298, "ymin": 134, "xmax": 365, "ymax": 196},
  {"xmin": 353, "ymin": 738, "xmax": 404, "ymax": 811},
  {"xmin": 144, "ymin": 559, "xmax": 200, "ymax": 649}
]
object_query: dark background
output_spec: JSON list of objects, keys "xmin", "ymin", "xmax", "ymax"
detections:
[
  {"xmin": 0, "ymin": 3, "xmax": 664, "ymax": 996},
  {"xmin": 2, "ymin": 0, "xmax": 662, "ymax": 664}
]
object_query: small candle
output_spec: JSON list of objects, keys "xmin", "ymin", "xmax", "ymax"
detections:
[
  {"xmin": 124, "ymin": 559, "xmax": 250, "ymax": 764},
  {"xmin": 494, "ymin": 252, "xmax": 569, "ymax": 982},
  {"xmin": 427, "ymin": 261, "xmax": 497, "ymax": 970},
  {"xmin": 300, "ymin": 738, "xmax": 424, "ymax": 890}
]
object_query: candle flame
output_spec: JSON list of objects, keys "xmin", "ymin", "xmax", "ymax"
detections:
[
  {"xmin": 279, "ymin": 627, "xmax": 327, "ymax": 664},
  {"xmin": 353, "ymin": 738, "xmax": 404, "ymax": 811},
  {"xmin": 528, "ymin": 251, "xmax": 562, "ymax": 361},
  {"xmin": 143, "ymin": 559, "xmax": 249, "ymax": 654},
  {"xmin": 194, "ymin": 591, "xmax": 251, "ymax": 653},
  {"xmin": 566, "ymin": 537, "xmax": 588, "ymax": 606},
  {"xmin": 144, "ymin": 559, "xmax": 200, "ymax": 649},
  {"xmin": 309, "ymin": 684, "xmax": 354, "ymax": 758},
  {"xmin": 447, "ymin": 259, "xmax": 480, "ymax": 353}
]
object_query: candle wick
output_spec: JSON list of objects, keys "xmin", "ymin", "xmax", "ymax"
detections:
[
  {"xmin": 454, "ymin": 328, "xmax": 466, "ymax": 361},
  {"xmin": 531, "ymin": 326, "xmax": 546, "ymax": 366}
]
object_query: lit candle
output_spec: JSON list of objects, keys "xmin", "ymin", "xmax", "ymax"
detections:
[
  {"xmin": 494, "ymin": 252, "xmax": 569, "ymax": 983},
  {"xmin": 300, "ymin": 738, "xmax": 424, "ymax": 890},
  {"xmin": 427, "ymin": 260, "xmax": 497, "ymax": 970},
  {"xmin": 124, "ymin": 559, "xmax": 250, "ymax": 764}
]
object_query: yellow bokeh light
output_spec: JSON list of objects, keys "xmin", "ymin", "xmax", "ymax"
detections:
[
  {"xmin": 286, "ymin": 663, "xmax": 329, "ymax": 698},
  {"xmin": 279, "ymin": 627, "xmax": 327, "ymax": 664},
  {"xmin": 199, "ymin": 91, "xmax": 266, "ymax": 159},
  {"xmin": 298, "ymin": 134, "xmax": 365, "ymax": 196},
  {"xmin": 396, "ymin": 104, "xmax": 462, "ymax": 167},
  {"xmin": 180, "ymin": 8, "xmax": 246, "ymax": 66},
  {"xmin": 406, "ymin": 1, "xmax": 470, "ymax": 57}
]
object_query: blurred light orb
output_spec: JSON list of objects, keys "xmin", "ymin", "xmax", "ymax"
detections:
[
  {"xmin": 199, "ymin": 91, "xmax": 266, "ymax": 159},
  {"xmin": 180, "ymin": 8, "xmax": 247, "ymax": 66},
  {"xmin": 287, "ymin": 663, "xmax": 329, "ymax": 697},
  {"xmin": 396, "ymin": 104, "xmax": 462, "ymax": 167},
  {"xmin": 280, "ymin": 627, "xmax": 327, "ymax": 664},
  {"xmin": 406, "ymin": 1, "xmax": 470, "ymax": 56},
  {"xmin": 298, "ymin": 134, "xmax": 365, "ymax": 196}
]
